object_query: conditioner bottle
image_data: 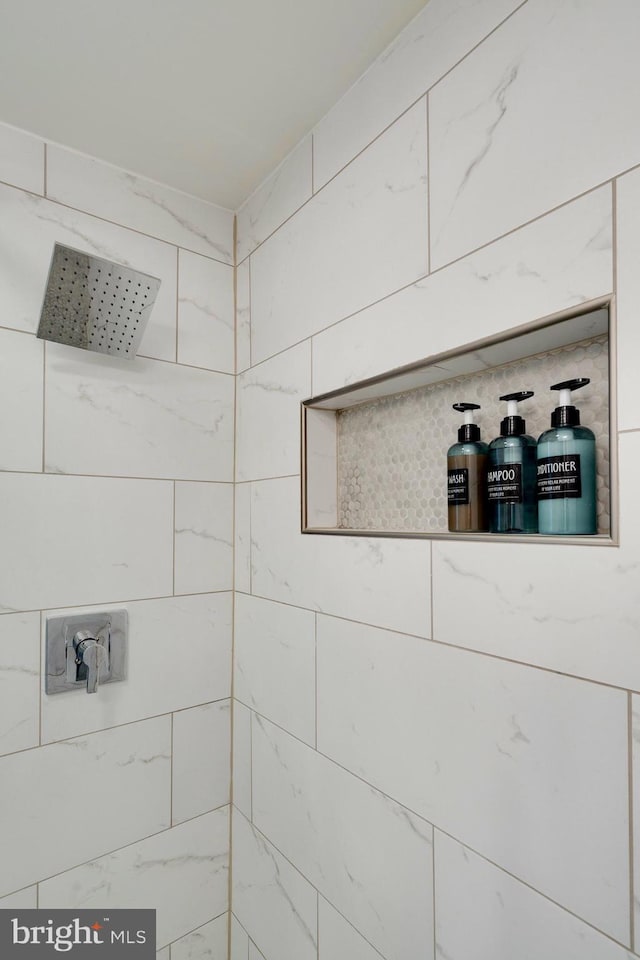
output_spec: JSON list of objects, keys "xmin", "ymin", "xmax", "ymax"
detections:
[
  {"xmin": 537, "ymin": 377, "xmax": 596, "ymax": 535},
  {"xmin": 488, "ymin": 391, "xmax": 538, "ymax": 534},
  {"xmin": 447, "ymin": 402, "xmax": 489, "ymax": 532}
]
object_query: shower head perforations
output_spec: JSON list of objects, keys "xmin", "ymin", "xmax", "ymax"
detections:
[{"xmin": 37, "ymin": 243, "xmax": 161, "ymax": 358}]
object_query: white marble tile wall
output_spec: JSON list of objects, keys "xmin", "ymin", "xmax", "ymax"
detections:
[
  {"xmin": 232, "ymin": 701, "xmax": 252, "ymax": 821},
  {"xmin": 236, "ymin": 135, "xmax": 312, "ymax": 263},
  {"xmin": 171, "ymin": 914, "xmax": 228, "ymax": 960},
  {"xmin": 435, "ymin": 832, "xmax": 636, "ymax": 960},
  {"xmin": 312, "ymin": 185, "xmax": 612, "ymax": 395},
  {"xmin": 0, "ymin": 122, "xmax": 44, "ymax": 194},
  {"xmin": 316, "ymin": 615, "xmax": 629, "ymax": 942},
  {"xmin": 46, "ymin": 145, "xmax": 234, "ymax": 262},
  {"xmin": 39, "ymin": 808, "xmax": 230, "ymax": 949},
  {"xmin": 230, "ymin": 914, "xmax": 250, "ymax": 960},
  {"xmin": 172, "ymin": 700, "xmax": 231, "ymax": 823},
  {"xmin": 233, "ymin": 4, "xmax": 640, "ymax": 958},
  {"xmin": 428, "ymin": 0, "xmax": 640, "ymax": 270},
  {"xmin": 234, "ymin": 594, "xmax": 316, "ymax": 745},
  {"xmin": 236, "ymin": 341, "xmax": 311, "ymax": 482},
  {"xmin": 311, "ymin": 0, "xmax": 522, "ymax": 192},
  {"xmin": 232, "ymin": 809, "xmax": 318, "ymax": 960},
  {"xmin": 0, "ymin": 123, "xmax": 232, "ymax": 946},
  {"xmin": 252, "ymin": 715, "xmax": 433, "ymax": 960},
  {"xmin": 177, "ymin": 250, "xmax": 234, "ymax": 373},
  {"xmin": 174, "ymin": 482, "xmax": 234, "ymax": 594},
  {"xmin": 0, "ymin": 612, "xmax": 40, "ymax": 756},
  {"xmin": 249, "ymin": 101, "xmax": 428, "ymax": 365},
  {"xmin": 44, "ymin": 344, "xmax": 234, "ymax": 481}
]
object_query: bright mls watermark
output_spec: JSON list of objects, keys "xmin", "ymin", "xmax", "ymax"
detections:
[{"xmin": 0, "ymin": 910, "xmax": 155, "ymax": 958}]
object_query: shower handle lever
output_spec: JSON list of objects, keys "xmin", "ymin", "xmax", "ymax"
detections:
[{"xmin": 73, "ymin": 631, "xmax": 108, "ymax": 694}]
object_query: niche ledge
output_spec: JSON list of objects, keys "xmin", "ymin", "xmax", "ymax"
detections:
[{"xmin": 302, "ymin": 298, "xmax": 617, "ymax": 546}]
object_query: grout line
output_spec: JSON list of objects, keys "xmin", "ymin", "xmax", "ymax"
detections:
[
  {"xmin": 234, "ymin": 591, "xmax": 639, "ymax": 696},
  {"xmin": 170, "ymin": 712, "xmax": 174, "ymax": 826},
  {"xmin": 0, "ymin": 467, "xmax": 234, "ymax": 484},
  {"xmin": 0, "ymin": 588, "xmax": 233, "ymax": 623},
  {"xmin": 172, "ymin": 481, "xmax": 177, "ymax": 596},
  {"xmin": 175, "ymin": 247, "xmax": 180, "ymax": 362},
  {"xmin": 432, "ymin": 828, "xmax": 437, "ymax": 960},
  {"xmin": 18, "ymin": 804, "xmax": 231, "ymax": 895},
  {"xmin": 426, "ymin": 92, "xmax": 431, "ymax": 277},
  {"xmin": 3, "ymin": 696, "xmax": 231, "ymax": 758},
  {"xmin": 629, "ymin": 691, "xmax": 635, "ymax": 951},
  {"xmin": 38, "ymin": 611, "xmax": 43, "ymax": 747},
  {"xmin": 247, "ymin": 176, "xmax": 617, "ymax": 374},
  {"xmin": 314, "ymin": 613, "xmax": 318, "ymax": 750},
  {"xmin": 248, "ymin": 256, "xmax": 253, "ymax": 370}
]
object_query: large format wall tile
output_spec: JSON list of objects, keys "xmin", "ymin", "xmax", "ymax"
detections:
[
  {"xmin": 174, "ymin": 482, "xmax": 234, "ymax": 593},
  {"xmin": 171, "ymin": 914, "xmax": 228, "ymax": 960},
  {"xmin": 232, "ymin": 809, "xmax": 317, "ymax": 960},
  {"xmin": 316, "ymin": 616, "xmax": 629, "ymax": 942},
  {"xmin": 236, "ymin": 135, "xmax": 312, "ymax": 262},
  {"xmin": 46, "ymin": 146, "xmax": 234, "ymax": 263},
  {"xmin": 234, "ymin": 594, "xmax": 316, "ymax": 745},
  {"xmin": 0, "ymin": 473, "xmax": 172, "ymax": 613},
  {"xmin": 178, "ymin": 250, "xmax": 234, "ymax": 374},
  {"xmin": 432, "ymin": 432, "xmax": 640, "ymax": 690},
  {"xmin": 319, "ymin": 898, "xmax": 385, "ymax": 960},
  {"xmin": 0, "ymin": 612, "xmax": 39, "ymax": 757},
  {"xmin": 632, "ymin": 694, "xmax": 640, "ymax": 946},
  {"xmin": 615, "ymin": 165, "xmax": 640, "ymax": 432},
  {"xmin": 250, "ymin": 102, "xmax": 428, "ymax": 364},
  {"xmin": 230, "ymin": 914, "xmax": 250, "ymax": 960},
  {"xmin": 232, "ymin": 701, "xmax": 252, "ymax": 820},
  {"xmin": 0, "ymin": 887, "xmax": 38, "ymax": 909},
  {"xmin": 0, "ymin": 182, "xmax": 178, "ymax": 361},
  {"xmin": 236, "ymin": 341, "xmax": 310, "ymax": 482},
  {"xmin": 0, "ymin": 122, "xmax": 44, "ymax": 195},
  {"xmin": 252, "ymin": 716, "xmax": 433, "ymax": 960},
  {"xmin": 234, "ymin": 482, "xmax": 252, "ymax": 594},
  {"xmin": 0, "ymin": 329, "xmax": 43, "ymax": 472},
  {"xmin": 45, "ymin": 345, "xmax": 234, "ymax": 481},
  {"xmin": 236, "ymin": 259, "xmax": 251, "ymax": 374},
  {"xmin": 312, "ymin": 185, "xmax": 612, "ymax": 394},
  {"xmin": 251, "ymin": 477, "xmax": 430, "ymax": 637},
  {"xmin": 0, "ymin": 716, "xmax": 171, "ymax": 897},
  {"xmin": 40, "ymin": 808, "xmax": 229, "ymax": 949},
  {"xmin": 42, "ymin": 593, "xmax": 231, "ymax": 743},
  {"xmin": 435, "ymin": 832, "xmax": 635, "ymax": 960},
  {"xmin": 429, "ymin": 0, "xmax": 640, "ymax": 269},
  {"xmin": 172, "ymin": 700, "xmax": 231, "ymax": 824},
  {"xmin": 313, "ymin": 0, "xmax": 521, "ymax": 190}
]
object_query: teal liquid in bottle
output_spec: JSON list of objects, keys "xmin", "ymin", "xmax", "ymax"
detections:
[
  {"xmin": 488, "ymin": 391, "xmax": 538, "ymax": 534},
  {"xmin": 537, "ymin": 378, "xmax": 596, "ymax": 535}
]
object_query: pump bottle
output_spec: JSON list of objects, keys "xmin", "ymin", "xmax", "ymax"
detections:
[
  {"xmin": 447, "ymin": 402, "xmax": 489, "ymax": 532},
  {"xmin": 537, "ymin": 377, "xmax": 596, "ymax": 535},
  {"xmin": 488, "ymin": 391, "xmax": 538, "ymax": 534}
]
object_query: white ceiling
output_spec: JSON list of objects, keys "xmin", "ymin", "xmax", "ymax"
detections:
[{"xmin": 0, "ymin": 0, "xmax": 428, "ymax": 209}]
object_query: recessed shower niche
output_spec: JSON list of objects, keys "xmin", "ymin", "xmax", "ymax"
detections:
[{"xmin": 302, "ymin": 300, "xmax": 616, "ymax": 544}]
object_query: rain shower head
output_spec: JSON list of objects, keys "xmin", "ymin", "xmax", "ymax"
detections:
[{"xmin": 36, "ymin": 243, "xmax": 161, "ymax": 358}]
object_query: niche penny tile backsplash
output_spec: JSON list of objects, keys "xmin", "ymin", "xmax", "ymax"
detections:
[{"xmin": 337, "ymin": 335, "xmax": 609, "ymax": 534}]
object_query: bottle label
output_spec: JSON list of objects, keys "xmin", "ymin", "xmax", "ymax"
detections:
[
  {"xmin": 487, "ymin": 464, "xmax": 522, "ymax": 503},
  {"xmin": 447, "ymin": 467, "xmax": 469, "ymax": 505},
  {"xmin": 537, "ymin": 454, "xmax": 582, "ymax": 500}
]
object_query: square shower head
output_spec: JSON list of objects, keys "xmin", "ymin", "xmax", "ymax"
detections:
[{"xmin": 36, "ymin": 243, "xmax": 161, "ymax": 358}]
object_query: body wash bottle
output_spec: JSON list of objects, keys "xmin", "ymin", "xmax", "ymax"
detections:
[
  {"xmin": 537, "ymin": 377, "xmax": 596, "ymax": 535},
  {"xmin": 447, "ymin": 402, "xmax": 488, "ymax": 532},
  {"xmin": 488, "ymin": 391, "xmax": 538, "ymax": 534}
]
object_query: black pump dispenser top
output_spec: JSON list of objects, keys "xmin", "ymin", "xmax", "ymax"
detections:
[
  {"xmin": 453, "ymin": 402, "xmax": 481, "ymax": 442},
  {"xmin": 550, "ymin": 377, "xmax": 590, "ymax": 427},
  {"xmin": 499, "ymin": 391, "xmax": 534, "ymax": 437}
]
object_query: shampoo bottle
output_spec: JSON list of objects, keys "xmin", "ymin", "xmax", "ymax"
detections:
[
  {"xmin": 536, "ymin": 377, "xmax": 596, "ymax": 535},
  {"xmin": 488, "ymin": 391, "xmax": 538, "ymax": 534},
  {"xmin": 447, "ymin": 402, "xmax": 489, "ymax": 532}
]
